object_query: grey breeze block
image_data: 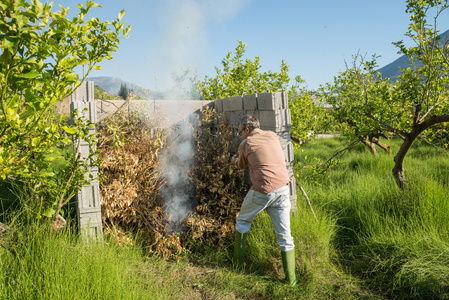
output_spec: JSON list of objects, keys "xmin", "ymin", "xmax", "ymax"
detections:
[{"xmin": 71, "ymin": 81, "xmax": 103, "ymax": 240}]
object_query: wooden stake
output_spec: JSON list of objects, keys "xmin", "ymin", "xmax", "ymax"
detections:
[{"xmin": 295, "ymin": 182, "xmax": 318, "ymax": 222}]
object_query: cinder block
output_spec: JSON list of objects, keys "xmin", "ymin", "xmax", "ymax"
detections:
[
  {"xmin": 82, "ymin": 226, "xmax": 103, "ymax": 240},
  {"xmin": 79, "ymin": 212, "xmax": 102, "ymax": 227},
  {"xmin": 76, "ymin": 182, "xmax": 101, "ymax": 209},
  {"xmin": 200, "ymin": 100, "xmax": 215, "ymax": 110},
  {"xmin": 244, "ymin": 110, "xmax": 260, "ymax": 121},
  {"xmin": 90, "ymin": 101, "xmax": 97, "ymax": 122},
  {"xmin": 214, "ymin": 99, "xmax": 223, "ymax": 112},
  {"xmin": 131, "ymin": 100, "xmax": 155, "ymax": 115},
  {"xmin": 243, "ymin": 94, "xmax": 257, "ymax": 111},
  {"xmin": 259, "ymin": 109, "xmax": 291, "ymax": 132},
  {"xmin": 221, "ymin": 97, "xmax": 230, "ymax": 111},
  {"xmin": 71, "ymin": 101, "xmax": 97, "ymax": 122},
  {"xmin": 257, "ymin": 92, "xmax": 282, "ymax": 111},
  {"xmin": 288, "ymin": 177, "xmax": 297, "ymax": 208},
  {"xmin": 71, "ymin": 81, "xmax": 94, "ymax": 103},
  {"xmin": 224, "ymin": 111, "xmax": 243, "ymax": 127},
  {"xmin": 84, "ymin": 169, "xmax": 99, "ymax": 182},
  {"xmin": 284, "ymin": 109, "xmax": 291, "ymax": 126},
  {"xmin": 78, "ymin": 206, "xmax": 102, "ymax": 215},
  {"xmin": 281, "ymin": 141, "xmax": 294, "ymax": 163},
  {"xmin": 259, "ymin": 110, "xmax": 282, "ymax": 128},
  {"xmin": 78, "ymin": 209, "xmax": 103, "ymax": 239},
  {"xmin": 77, "ymin": 144, "xmax": 91, "ymax": 161},
  {"xmin": 289, "ymin": 176, "xmax": 297, "ymax": 197},
  {"xmin": 224, "ymin": 95, "xmax": 243, "ymax": 112},
  {"xmin": 71, "ymin": 101, "xmax": 88, "ymax": 119},
  {"xmin": 277, "ymin": 130, "xmax": 292, "ymax": 145},
  {"xmin": 281, "ymin": 92, "xmax": 289, "ymax": 109}
]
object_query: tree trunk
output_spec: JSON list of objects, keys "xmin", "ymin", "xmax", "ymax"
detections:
[
  {"xmin": 392, "ymin": 130, "xmax": 420, "ymax": 188},
  {"xmin": 290, "ymin": 133, "xmax": 304, "ymax": 144},
  {"xmin": 360, "ymin": 136, "xmax": 377, "ymax": 155},
  {"xmin": 371, "ymin": 137, "xmax": 392, "ymax": 155},
  {"xmin": 393, "ymin": 115, "xmax": 449, "ymax": 188}
]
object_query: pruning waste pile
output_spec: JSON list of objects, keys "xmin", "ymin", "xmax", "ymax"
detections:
[
  {"xmin": 98, "ymin": 109, "xmax": 169, "ymax": 253},
  {"xmin": 98, "ymin": 106, "xmax": 248, "ymax": 259},
  {"xmin": 185, "ymin": 107, "xmax": 248, "ymax": 250}
]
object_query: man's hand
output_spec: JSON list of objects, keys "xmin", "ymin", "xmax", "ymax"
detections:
[{"xmin": 230, "ymin": 154, "xmax": 238, "ymax": 166}]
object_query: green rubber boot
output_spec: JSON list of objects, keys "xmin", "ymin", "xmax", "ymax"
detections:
[
  {"xmin": 233, "ymin": 231, "xmax": 247, "ymax": 268},
  {"xmin": 281, "ymin": 250, "xmax": 297, "ymax": 286}
]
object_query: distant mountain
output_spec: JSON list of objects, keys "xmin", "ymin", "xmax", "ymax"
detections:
[
  {"xmin": 377, "ymin": 29, "xmax": 449, "ymax": 82},
  {"xmin": 86, "ymin": 76, "xmax": 164, "ymax": 99}
]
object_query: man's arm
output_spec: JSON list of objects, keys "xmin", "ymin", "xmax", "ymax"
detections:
[{"xmin": 235, "ymin": 148, "xmax": 249, "ymax": 169}]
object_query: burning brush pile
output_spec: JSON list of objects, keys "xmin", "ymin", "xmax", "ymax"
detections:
[{"xmin": 98, "ymin": 106, "xmax": 248, "ymax": 259}]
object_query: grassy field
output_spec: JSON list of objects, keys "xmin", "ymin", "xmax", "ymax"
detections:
[
  {"xmin": 295, "ymin": 137, "xmax": 449, "ymax": 298},
  {"xmin": 1, "ymin": 136, "xmax": 448, "ymax": 299}
]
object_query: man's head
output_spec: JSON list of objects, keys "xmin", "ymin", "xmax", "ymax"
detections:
[{"xmin": 238, "ymin": 115, "xmax": 260, "ymax": 139}]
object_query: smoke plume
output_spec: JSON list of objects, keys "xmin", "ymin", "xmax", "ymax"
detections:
[{"xmin": 147, "ymin": 0, "xmax": 252, "ymax": 90}]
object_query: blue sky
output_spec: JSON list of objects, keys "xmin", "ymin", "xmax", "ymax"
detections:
[{"xmin": 57, "ymin": 0, "xmax": 449, "ymax": 91}]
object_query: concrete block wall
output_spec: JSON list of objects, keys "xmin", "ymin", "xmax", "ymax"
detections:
[
  {"xmin": 96, "ymin": 99, "xmax": 214, "ymax": 123},
  {"xmin": 214, "ymin": 92, "xmax": 296, "ymax": 206},
  {"xmin": 70, "ymin": 81, "xmax": 103, "ymax": 240}
]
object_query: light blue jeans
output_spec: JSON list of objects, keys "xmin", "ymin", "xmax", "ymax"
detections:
[{"xmin": 235, "ymin": 185, "xmax": 294, "ymax": 251}]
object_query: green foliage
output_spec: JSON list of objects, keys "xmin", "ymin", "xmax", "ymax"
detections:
[
  {"xmin": 0, "ymin": 0, "xmax": 129, "ymax": 221},
  {"xmin": 324, "ymin": 56, "xmax": 397, "ymax": 140},
  {"xmin": 289, "ymin": 75, "xmax": 333, "ymax": 142},
  {"xmin": 321, "ymin": 0, "xmax": 449, "ymax": 184},
  {"xmin": 170, "ymin": 68, "xmax": 201, "ymax": 100},
  {"xmin": 0, "ymin": 224, "xmax": 165, "ymax": 299},
  {"xmin": 198, "ymin": 41, "xmax": 290, "ymax": 100},
  {"xmin": 199, "ymin": 41, "xmax": 329, "ymax": 142},
  {"xmin": 118, "ymin": 83, "xmax": 130, "ymax": 99},
  {"xmin": 94, "ymin": 84, "xmax": 121, "ymax": 100},
  {"xmin": 325, "ymin": 1, "xmax": 449, "ymax": 144}
]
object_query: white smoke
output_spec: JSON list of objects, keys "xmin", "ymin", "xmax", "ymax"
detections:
[
  {"xmin": 150, "ymin": 0, "xmax": 251, "ymax": 234},
  {"xmin": 147, "ymin": 0, "xmax": 252, "ymax": 91},
  {"xmin": 156, "ymin": 104, "xmax": 198, "ymax": 234}
]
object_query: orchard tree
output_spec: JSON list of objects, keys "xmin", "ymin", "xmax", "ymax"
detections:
[
  {"xmin": 198, "ymin": 41, "xmax": 290, "ymax": 99},
  {"xmin": 0, "ymin": 0, "xmax": 130, "ymax": 220},
  {"xmin": 324, "ymin": 56, "xmax": 396, "ymax": 155},
  {"xmin": 198, "ymin": 41, "xmax": 328, "ymax": 141},
  {"xmin": 326, "ymin": 0, "xmax": 449, "ymax": 188},
  {"xmin": 289, "ymin": 75, "xmax": 332, "ymax": 143}
]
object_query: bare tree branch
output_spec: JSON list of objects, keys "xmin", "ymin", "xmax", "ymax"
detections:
[
  {"xmin": 417, "ymin": 114, "xmax": 449, "ymax": 132},
  {"xmin": 364, "ymin": 111, "xmax": 409, "ymax": 140},
  {"xmin": 321, "ymin": 139, "xmax": 360, "ymax": 172}
]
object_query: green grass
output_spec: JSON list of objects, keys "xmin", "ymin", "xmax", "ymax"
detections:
[
  {"xmin": 1, "ymin": 136, "xmax": 448, "ymax": 299},
  {"xmin": 295, "ymin": 136, "xmax": 449, "ymax": 298}
]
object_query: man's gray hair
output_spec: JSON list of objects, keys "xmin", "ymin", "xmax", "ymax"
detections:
[{"xmin": 239, "ymin": 115, "xmax": 260, "ymax": 131}]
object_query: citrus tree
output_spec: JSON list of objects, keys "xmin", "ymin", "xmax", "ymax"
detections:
[
  {"xmin": 324, "ymin": 0, "xmax": 449, "ymax": 187},
  {"xmin": 324, "ymin": 56, "xmax": 396, "ymax": 155},
  {"xmin": 198, "ymin": 41, "xmax": 290, "ymax": 99},
  {"xmin": 198, "ymin": 41, "xmax": 328, "ymax": 141},
  {"xmin": 0, "ymin": 0, "xmax": 130, "ymax": 221},
  {"xmin": 289, "ymin": 75, "xmax": 333, "ymax": 143}
]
